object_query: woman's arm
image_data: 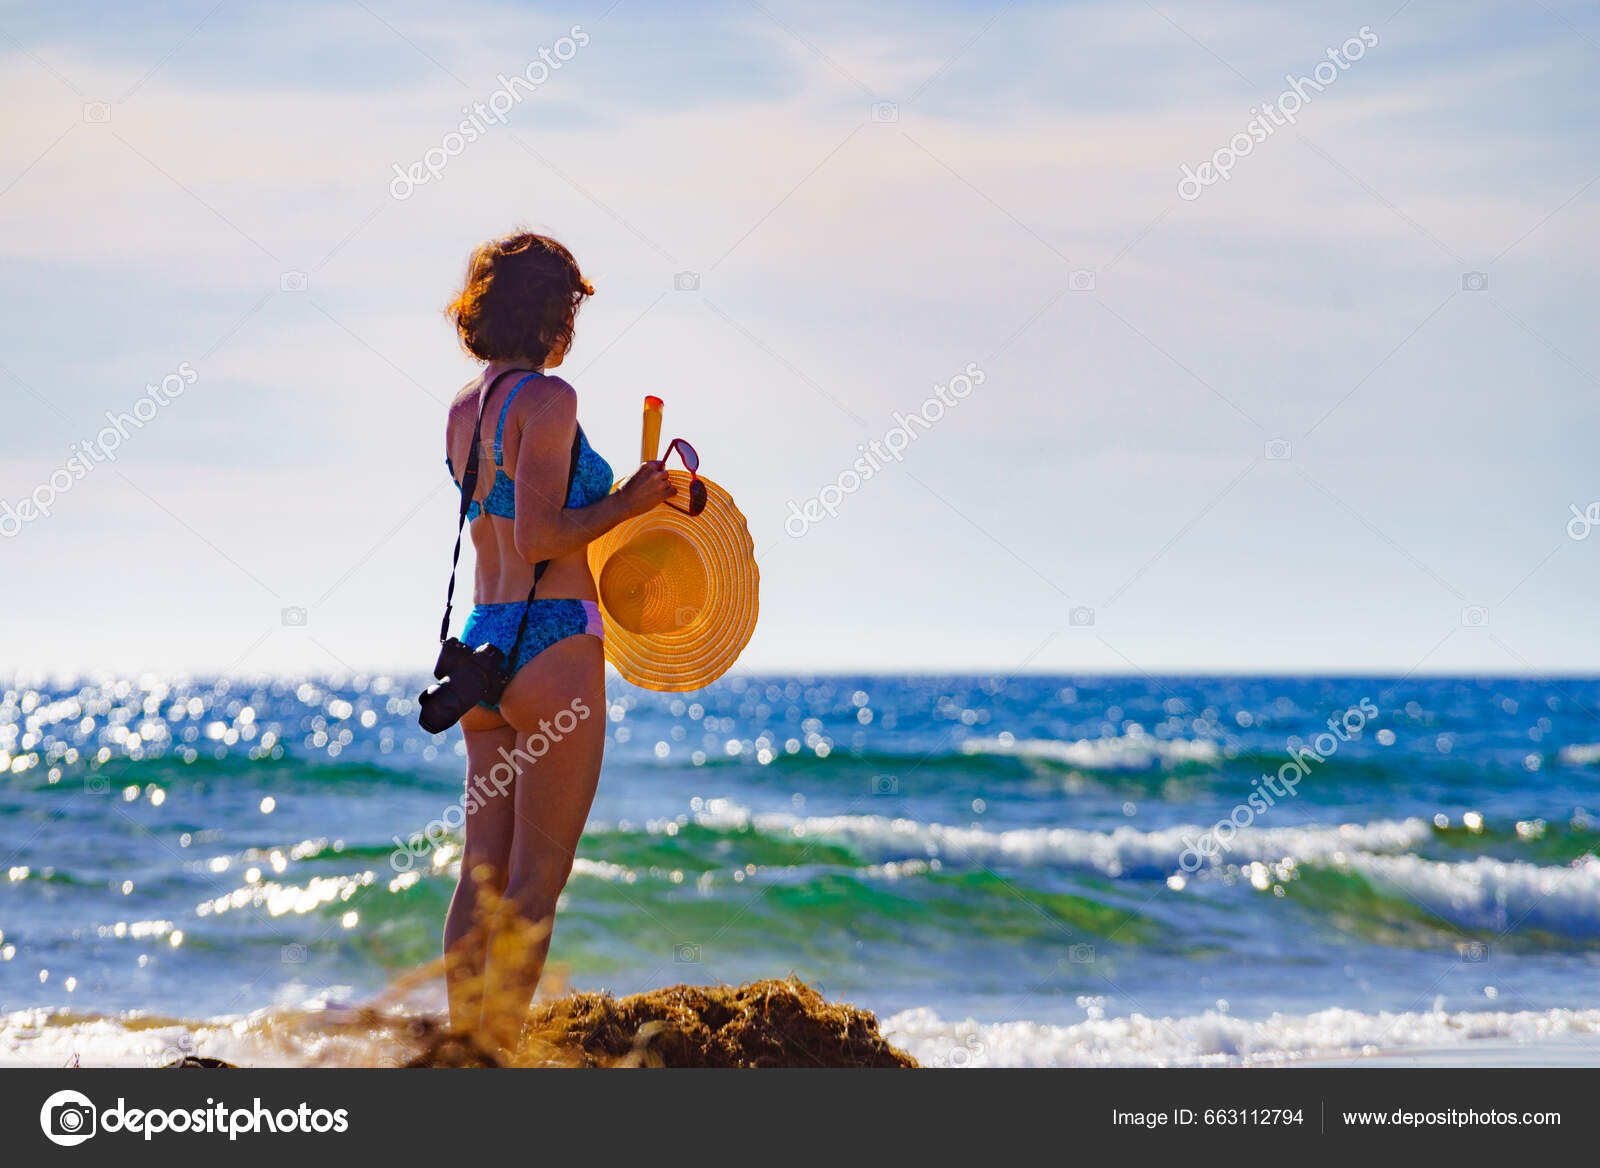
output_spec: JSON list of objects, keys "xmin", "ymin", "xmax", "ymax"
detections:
[{"xmin": 510, "ymin": 378, "xmax": 673, "ymax": 565}]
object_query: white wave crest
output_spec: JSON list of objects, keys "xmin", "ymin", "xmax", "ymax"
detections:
[
  {"xmin": 885, "ymin": 1004, "xmax": 1600, "ymax": 1068},
  {"xmin": 1558, "ymin": 742, "xmax": 1600, "ymax": 766},
  {"xmin": 15, "ymin": 999, "xmax": 1599, "ymax": 1070},
  {"xmin": 1340, "ymin": 853, "xmax": 1600, "ymax": 938},
  {"xmin": 686, "ymin": 805, "xmax": 1433, "ymax": 878},
  {"xmin": 961, "ymin": 733, "xmax": 1219, "ymax": 771}
]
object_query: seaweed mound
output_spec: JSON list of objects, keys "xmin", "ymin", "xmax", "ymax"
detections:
[{"xmin": 407, "ymin": 977, "xmax": 917, "ymax": 1068}]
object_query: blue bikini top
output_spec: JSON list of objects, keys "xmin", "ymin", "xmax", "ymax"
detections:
[{"xmin": 447, "ymin": 373, "xmax": 614, "ymax": 521}]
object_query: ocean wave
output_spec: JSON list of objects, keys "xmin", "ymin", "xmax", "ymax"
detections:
[
  {"xmin": 883, "ymin": 1004, "xmax": 1600, "ymax": 1067},
  {"xmin": 0, "ymin": 1003, "xmax": 404, "ymax": 1069},
  {"xmin": 1558, "ymin": 743, "xmax": 1600, "ymax": 767},
  {"xmin": 673, "ymin": 805, "xmax": 1433, "ymax": 878},
  {"xmin": 668, "ymin": 808, "xmax": 1599, "ymax": 941},
  {"xmin": 13, "ymin": 1000, "xmax": 1599, "ymax": 1069},
  {"xmin": 1340, "ymin": 853, "xmax": 1600, "ymax": 939},
  {"xmin": 961, "ymin": 734, "xmax": 1220, "ymax": 771}
]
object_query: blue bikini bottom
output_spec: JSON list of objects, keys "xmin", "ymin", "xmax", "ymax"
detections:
[{"xmin": 460, "ymin": 598, "xmax": 604, "ymax": 709}]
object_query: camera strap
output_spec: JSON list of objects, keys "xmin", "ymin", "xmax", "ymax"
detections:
[
  {"xmin": 439, "ymin": 368, "xmax": 529, "ymax": 644},
  {"xmin": 438, "ymin": 369, "xmax": 585, "ymax": 654}
]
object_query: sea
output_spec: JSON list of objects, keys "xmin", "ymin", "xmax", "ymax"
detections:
[{"xmin": 3, "ymin": 672, "xmax": 1599, "ymax": 1067}]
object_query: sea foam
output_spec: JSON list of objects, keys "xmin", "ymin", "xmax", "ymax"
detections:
[
  {"xmin": 884, "ymin": 1003, "xmax": 1600, "ymax": 1067},
  {"xmin": 679, "ymin": 804, "xmax": 1434, "ymax": 877},
  {"xmin": 961, "ymin": 733, "xmax": 1220, "ymax": 770}
]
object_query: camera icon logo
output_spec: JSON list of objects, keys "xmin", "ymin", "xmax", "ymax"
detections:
[
  {"xmin": 82, "ymin": 102, "xmax": 111, "ymax": 124},
  {"xmin": 1461, "ymin": 605, "xmax": 1490, "ymax": 628},
  {"xmin": 1264, "ymin": 438, "xmax": 1292, "ymax": 460},
  {"xmin": 40, "ymin": 1089, "xmax": 97, "ymax": 1146},
  {"xmin": 674, "ymin": 942, "xmax": 701, "ymax": 963},
  {"xmin": 1461, "ymin": 270, "xmax": 1488, "ymax": 292},
  {"xmin": 281, "ymin": 606, "xmax": 308, "ymax": 627},
  {"xmin": 281, "ymin": 943, "xmax": 307, "ymax": 964},
  {"xmin": 869, "ymin": 100, "xmax": 898, "ymax": 123},
  {"xmin": 1460, "ymin": 941, "xmax": 1488, "ymax": 963},
  {"xmin": 280, "ymin": 271, "xmax": 308, "ymax": 293},
  {"xmin": 673, "ymin": 270, "xmax": 700, "ymax": 292},
  {"xmin": 870, "ymin": 774, "xmax": 899, "ymax": 796},
  {"xmin": 1068, "ymin": 605, "xmax": 1095, "ymax": 628},
  {"xmin": 1069, "ymin": 269, "xmax": 1096, "ymax": 292},
  {"xmin": 1068, "ymin": 943, "xmax": 1096, "ymax": 964},
  {"xmin": 84, "ymin": 773, "xmax": 109, "ymax": 795}
]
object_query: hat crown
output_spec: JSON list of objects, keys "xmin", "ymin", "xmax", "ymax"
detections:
[
  {"xmin": 598, "ymin": 528, "xmax": 709, "ymax": 635},
  {"xmin": 589, "ymin": 470, "xmax": 758, "ymax": 692}
]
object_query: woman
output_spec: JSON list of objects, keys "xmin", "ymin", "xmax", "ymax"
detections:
[{"xmin": 439, "ymin": 231, "xmax": 671, "ymax": 1044}]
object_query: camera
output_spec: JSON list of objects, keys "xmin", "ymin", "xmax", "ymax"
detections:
[
  {"xmin": 1069, "ymin": 605, "xmax": 1095, "ymax": 627},
  {"xmin": 51, "ymin": 1102, "xmax": 95, "ymax": 1137},
  {"xmin": 1069, "ymin": 268, "xmax": 1095, "ymax": 291},
  {"xmin": 673, "ymin": 270, "xmax": 700, "ymax": 292},
  {"xmin": 417, "ymin": 638, "xmax": 508, "ymax": 732},
  {"xmin": 1461, "ymin": 270, "xmax": 1488, "ymax": 292}
]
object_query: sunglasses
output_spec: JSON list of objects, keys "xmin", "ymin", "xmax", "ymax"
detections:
[{"xmin": 662, "ymin": 437, "xmax": 706, "ymax": 517}]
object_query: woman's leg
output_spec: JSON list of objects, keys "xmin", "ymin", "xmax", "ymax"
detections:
[
  {"xmin": 444, "ymin": 714, "xmax": 518, "ymax": 1031},
  {"xmin": 478, "ymin": 633, "xmax": 607, "ymax": 1049}
]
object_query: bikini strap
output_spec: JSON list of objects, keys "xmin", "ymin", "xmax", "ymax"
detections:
[
  {"xmin": 439, "ymin": 368, "xmax": 531, "ymax": 644},
  {"xmin": 493, "ymin": 372, "xmax": 541, "ymax": 467}
]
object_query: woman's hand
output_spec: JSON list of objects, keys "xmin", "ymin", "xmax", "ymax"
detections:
[{"xmin": 615, "ymin": 460, "xmax": 675, "ymax": 517}]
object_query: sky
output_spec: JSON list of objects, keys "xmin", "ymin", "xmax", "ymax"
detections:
[{"xmin": 0, "ymin": 0, "xmax": 1596, "ymax": 678}]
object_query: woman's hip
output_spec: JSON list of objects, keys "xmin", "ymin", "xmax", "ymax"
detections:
[{"xmin": 459, "ymin": 599, "xmax": 604, "ymax": 716}]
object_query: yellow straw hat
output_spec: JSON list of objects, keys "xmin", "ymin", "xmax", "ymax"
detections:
[{"xmin": 587, "ymin": 469, "xmax": 759, "ymax": 691}]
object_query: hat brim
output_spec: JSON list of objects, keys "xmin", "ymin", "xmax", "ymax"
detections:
[{"xmin": 587, "ymin": 471, "xmax": 759, "ymax": 691}]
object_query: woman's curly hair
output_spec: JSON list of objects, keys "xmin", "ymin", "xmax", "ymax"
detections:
[{"xmin": 447, "ymin": 231, "xmax": 593, "ymax": 366}]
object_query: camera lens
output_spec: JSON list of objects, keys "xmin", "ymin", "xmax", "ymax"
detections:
[
  {"xmin": 417, "ymin": 643, "xmax": 506, "ymax": 732},
  {"xmin": 418, "ymin": 678, "xmax": 475, "ymax": 734}
]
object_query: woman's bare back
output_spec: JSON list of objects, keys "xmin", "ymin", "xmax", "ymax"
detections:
[{"xmin": 446, "ymin": 364, "xmax": 600, "ymax": 607}]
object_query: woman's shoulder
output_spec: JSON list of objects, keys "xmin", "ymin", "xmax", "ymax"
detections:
[
  {"xmin": 444, "ymin": 381, "xmax": 480, "ymax": 458},
  {"xmin": 512, "ymin": 373, "xmax": 578, "ymax": 426},
  {"xmin": 447, "ymin": 377, "xmax": 483, "ymax": 425}
]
